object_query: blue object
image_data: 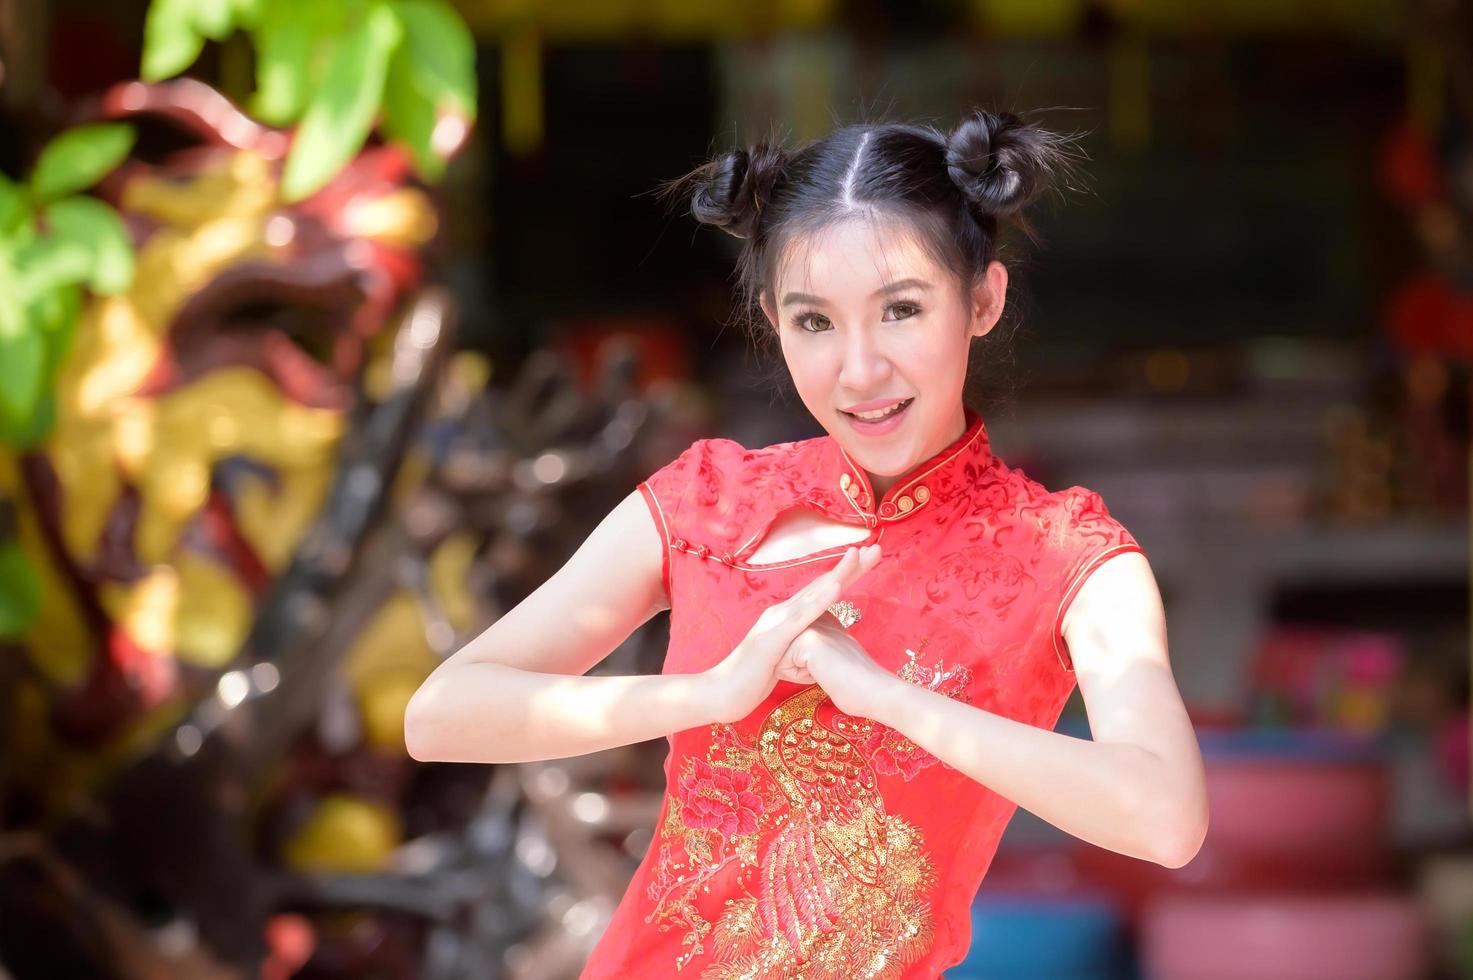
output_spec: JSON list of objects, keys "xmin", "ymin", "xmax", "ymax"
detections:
[{"xmin": 947, "ymin": 891, "xmax": 1133, "ymax": 980}]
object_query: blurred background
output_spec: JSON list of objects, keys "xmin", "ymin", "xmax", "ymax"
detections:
[{"xmin": 0, "ymin": 0, "xmax": 1468, "ymax": 978}]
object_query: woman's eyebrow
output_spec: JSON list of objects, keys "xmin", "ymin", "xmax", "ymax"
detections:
[{"xmin": 781, "ymin": 277, "xmax": 934, "ymax": 307}]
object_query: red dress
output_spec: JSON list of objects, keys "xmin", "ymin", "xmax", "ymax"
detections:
[{"xmin": 581, "ymin": 406, "xmax": 1143, "ymax": 979}]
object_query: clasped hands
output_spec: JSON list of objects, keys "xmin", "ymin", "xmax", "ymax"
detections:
[{"xmin": 701, "ymin": 544, "xmax": 899, "ymax": 725}]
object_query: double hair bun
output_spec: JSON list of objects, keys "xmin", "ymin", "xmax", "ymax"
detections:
[{"xmin": 689, "ymin": 109, "xmax": 1065, "ymax": 238}]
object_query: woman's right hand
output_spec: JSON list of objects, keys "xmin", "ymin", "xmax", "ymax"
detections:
[{"xmin": 699, "ymin": 543, "xmax": 882, "ymax": 725}]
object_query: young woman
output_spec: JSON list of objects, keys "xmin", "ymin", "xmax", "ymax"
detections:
[{"xmin": 405, "ymin": 109, "xmax": 1208, "ymax": 979}]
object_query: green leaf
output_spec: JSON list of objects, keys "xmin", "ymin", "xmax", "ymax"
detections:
[
  {"xmin": 30, "ymin": 123, "xmax": 137, "ymax": 204},
  {"xmin": 190, "ymin": 0, "xmax": 235, "ymax": 41},
  {"xmin": 280, "ymin": 3, "xmax": 402, "ymax": 203},
  {"xmin": 232, "ymin": 0, "xmax": 265, "ymax": 26},
  {"xmin": 13, "ymin": 235, "xmax": 93, "ymax": 299},
  {"xmin": 0, "ymin": 541, "xmax": 42, "ymax": 639},
  {"xmin": 0, "ymin": 174, "xmax": 30, "ymax": 238},
  {"xmin": 0, "ymin": 389, "xmax": 55, "ymax": 448},
  {"xmin": 0, "ymin": 299, "xmax": 45, "ymax": 425},
  {"xmin": 381, "ymin": 48, "xmax": 443, "ymax": 182},
  {"xmin": 142, "ymin": 0, "xmax": 207, "ymax": 81},
  {"xmin": 44, "ymin": 197, "xmax": 135, "ymax": 296},
  {"xmin": 251, "ymin": 8, "xmax": 315, "ymax": 125},
  {"xmin": 394, "ymin": 0, "xmax": 477, "ymax": 117},
  {"xmin": 32, "ymin": 283, "xmax": 81, "ymax": 386}
]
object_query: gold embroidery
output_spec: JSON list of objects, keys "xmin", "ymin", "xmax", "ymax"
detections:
[
  {"xmin": 647, "ymin": 686, "xmax": 937, "ymax": 977},
  {"xmin": 826, "ymin": 599, "xmax": 861, "ymax": 628}
]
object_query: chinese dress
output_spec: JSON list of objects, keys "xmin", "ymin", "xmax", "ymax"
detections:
[{"xmin": 580, "ymin": 405, "xmax": 1144, "ymax": 979}]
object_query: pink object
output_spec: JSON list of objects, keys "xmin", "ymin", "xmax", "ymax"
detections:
[
  {"xmin": 1341, "ymin": 635, "xmax": 1401, "ymax": 685},
  {"xmin": 1142, "ymin": 891, "xmax": 1431, "ymax": 980},
  {"xmin": 1249, "ymin": 627, "xmax": 1405, "ymax": 729},
  {"xmin": 1074, "ymin": 755, "xmax": 1391, "ymax": 923},
  {"xmin": 1204, "ymin": 760, "xmax": 1388, "ymax": 868},
  {"xmin": 1436, "ymin": 712, "xmax": 1469, "ymax": 795}
]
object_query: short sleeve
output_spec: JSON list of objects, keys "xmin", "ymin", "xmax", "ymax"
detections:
[
  {"xmin": 637, "ymin": 441, "xmax": 700, "ymax": 606},
  {"xmin": 1050, "ymin": 487, "xmax": 1146, "ymax": 673},
  {"xmin": 636, "ymin": 438, "xmax": 739, "ymax": 606}
]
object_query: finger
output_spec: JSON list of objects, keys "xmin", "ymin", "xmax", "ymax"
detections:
[
  {"xmin": 780, "ymin": 547, "xmax": 856, "ymax": 620},
  {"xmin": 778, "ymin": 654, "xmax": 815, "ymax": 685},
  {"xmin": 777, "ymin": 661, "xmax": 813, "ymax": 685},
  {"xmin": 835, "ymin": 542, "xmax": 882, "ymax": 589},
  {"xmin": 780, "ymin": 543, "xmax": 882, "ymax": 634},
  {"xmin": 803, "ymin": 543, "xmax": 879, "ymax": 605}
]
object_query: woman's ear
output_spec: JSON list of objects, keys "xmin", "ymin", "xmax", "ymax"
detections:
[
  {"xmin": 759, "ymin": 291, "xmax": 779, "ymax": 331},
  {"xmin": 970, "ymin": 261, "xmax": 1008, "ymax": 339}
]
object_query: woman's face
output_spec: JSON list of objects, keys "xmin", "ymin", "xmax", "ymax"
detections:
[{"xmin": 759, "ymin": 216, "xmax": 1007, "ymax": 493}]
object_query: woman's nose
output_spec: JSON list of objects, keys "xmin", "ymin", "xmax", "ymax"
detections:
[{"xmin": 837, "ymin": 328, "xmax": 892, "ymax": 392}]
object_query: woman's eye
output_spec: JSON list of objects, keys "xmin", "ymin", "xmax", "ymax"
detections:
[
  {"xmin": 796, "ymin": 312, "xmax": 832, "ymax": 333},
  {"xmin": 886, "ymin": 302, "xmax": 921, "ymax": 320}
]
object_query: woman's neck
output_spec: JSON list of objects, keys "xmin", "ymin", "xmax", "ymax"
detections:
[{"xmin": 868, "ymin": 471, "xmax": 901, "ymax": 498}]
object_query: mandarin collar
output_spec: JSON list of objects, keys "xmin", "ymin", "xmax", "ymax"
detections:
[{"xmin": 807, "ymin": 405, "xmax": 993, "ymax": 528}]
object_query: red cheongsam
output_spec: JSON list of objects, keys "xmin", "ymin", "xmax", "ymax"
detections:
[{"xmin": 581, "ymin": 405, "xmax": 1144, "ymax": 979}]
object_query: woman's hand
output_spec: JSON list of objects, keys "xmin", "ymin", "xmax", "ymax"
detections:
[
  {"xmin": 787, "ymin": 616, "xmax": 900, "ymax": 720},
  {"xmin": 699, "ymin": 543, "xmax": 881, "ymax": 725}
]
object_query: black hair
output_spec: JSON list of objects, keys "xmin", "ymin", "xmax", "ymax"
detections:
[{"xmin": 659, "ymin": 108, "xmax": 1087, "ymax": 413}]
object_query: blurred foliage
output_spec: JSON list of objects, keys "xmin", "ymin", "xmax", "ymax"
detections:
[
  {"xmin": 0, "ymin": 123, "xmax": 137, "ymax": 453},
  {"xmin": 0, "ymin": 120, "xmax": 138, "ymax": 642},
  {"xmin": 142, "ymin": 0, "xmax": 478, "ymax": 199},
  {"xmin": 0, "ymin": 0, "xmax": 479, "ymax": 641}
]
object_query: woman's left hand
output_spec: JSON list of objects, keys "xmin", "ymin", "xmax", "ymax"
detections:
[{"xmin": 784, "ymin": 614, "xmax": 899, "ymax": 719}]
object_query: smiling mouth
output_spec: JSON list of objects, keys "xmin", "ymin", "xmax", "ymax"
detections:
[{"xmin": 841, "ymin": 398, "xmax": 914, "ymax": 421}]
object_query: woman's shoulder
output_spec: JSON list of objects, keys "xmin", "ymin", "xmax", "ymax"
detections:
[
  {"xmin": 972, "ymin": 458, "xmax": 1138, "ymax": 558},
  {"xmin": 637, "ymin": 431, "xmax": 823, "ymax": 512},
  {"xmin": 643, "ymin": 432, "xmax": 824, "ymax": 485},
  {"xmin": 1029, "ymin": 479, "xmax": 1142, "ymax": 568}
]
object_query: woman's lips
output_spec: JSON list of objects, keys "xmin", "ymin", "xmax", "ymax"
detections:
[{"xmin": 840, "ymin": 397, "xmax": 914, "ymax": 434}]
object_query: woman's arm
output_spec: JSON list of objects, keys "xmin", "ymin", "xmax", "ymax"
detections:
[
  {"xmin": 404, "ymin": 489, "xmax": 716, "ymax": 764},
  {"xmin": 850, "ymin": 552, "xmax": 1207, "ymax": 868}
]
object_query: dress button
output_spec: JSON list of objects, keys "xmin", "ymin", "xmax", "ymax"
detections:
[
  {"xmin": 694, "ymin": 543, "xmax": 709, "ymax": 558},
  {"xmin": 720, "ymin": 551, "xmax": 732, "ymax": 564},
  {"xmin": 672, "ymin": 537, "xmax": 687, "ymax": 550},
  {"xmin": 879, "ymin": 501, "xmax": 897, "ymax": 518}
]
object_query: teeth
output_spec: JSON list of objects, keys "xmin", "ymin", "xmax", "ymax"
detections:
[{"xmin": 852, "ymin": 400, "xmax": 908, "ymax": 420}]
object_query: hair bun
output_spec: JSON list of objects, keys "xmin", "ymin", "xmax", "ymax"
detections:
[
  {"xmin": 944, "ymin": 109, "xmax": 1061, "ymax": 219},
  {"xmin": 688, "ymin": 144, "xmax": 785, "ymax": 240}
]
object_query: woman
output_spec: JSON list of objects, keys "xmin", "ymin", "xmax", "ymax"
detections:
[{"xmin": 405, "ymin": 109, "xmax": 1208, "ymax": 978}]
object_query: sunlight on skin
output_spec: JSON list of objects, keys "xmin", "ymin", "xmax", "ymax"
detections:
[{"xmin": 757, "ymin": 213, "xmax": 1007, "ymax": 498}]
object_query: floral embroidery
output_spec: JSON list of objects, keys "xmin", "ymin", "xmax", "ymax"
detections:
[
  {"xmin": 646, "ymin": 683, "xmax": 936, "ymax": 978},
  {"xmin": 679, "ymin": 757, "xmax": 766, "ymax": 837},
  {"xmin": 833, "ymin": 642, "xmax": 974, "ymax": 781}
]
